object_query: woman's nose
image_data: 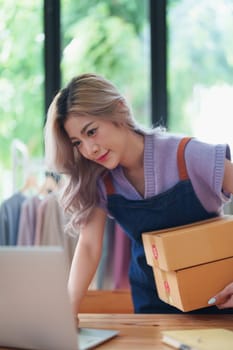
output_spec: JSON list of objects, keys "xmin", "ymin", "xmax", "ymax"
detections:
[{"xmin": 84, "ymin": 141, "xmax": 99, "ymax": 157}]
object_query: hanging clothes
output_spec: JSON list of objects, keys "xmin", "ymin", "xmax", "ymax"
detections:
[
  {"xmin": 17, "ymin": 195, "xmax": 41, "ymax": 245},
  {"xmin": 0, "ymin": 192, "xmax": 26, "ymax": 245},
  {"xmin": 113, "ymin": 223, "xmax": 131, "ymax": 289},
  {"xmin": 95, "ymin": 217, "xmax": 115, "ymax": 289},
  {"xmin": 34, "ymin": 192, "xmax": 65, "ymax": 246},
  {"xmin": 34, "ymin": 192, "xmax": 77, "ymax": 265}
]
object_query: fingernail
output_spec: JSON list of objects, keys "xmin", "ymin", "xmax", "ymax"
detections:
[{"xmin": 208, "ymin": 297, "xmax": 216, "ymax": 305}]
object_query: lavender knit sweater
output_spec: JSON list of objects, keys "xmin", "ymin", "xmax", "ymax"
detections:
[{"xmin": 98, "ymin": 132, "xmax": 231, "ymax": 215}]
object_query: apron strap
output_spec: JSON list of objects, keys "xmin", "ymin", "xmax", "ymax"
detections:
[
  {"xmin": 177, "ymin": 137, "xmax": 192, "ymax": 181},
  {"xmin": 103, "ymin": 172, "xmax": 115, "ymax": 195}
]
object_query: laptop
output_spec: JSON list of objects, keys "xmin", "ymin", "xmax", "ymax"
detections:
[{"xmin": 0, "ymin": 246, "xmax": 119, "ymax": 350}]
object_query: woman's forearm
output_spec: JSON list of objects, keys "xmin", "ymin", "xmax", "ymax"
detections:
[
  {"xmin": 68, "ymin": 237, "xmax": 102, "ymax": 315},
  {"xmin": 67, "ymin": 207, "xmax": 107, "ymax": 315}
]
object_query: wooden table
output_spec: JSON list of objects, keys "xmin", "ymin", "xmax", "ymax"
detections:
[
  {"xmin": 0, "ymin": 314, "xmax": 232, "ymax": 349},
  {"xmin": 79, "ymin": 314, "xmax": 233, "ymax": 349}
]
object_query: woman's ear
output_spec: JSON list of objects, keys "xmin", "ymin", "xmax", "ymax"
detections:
[{"xmin": 117, "ymin": 99, "xmax": 127, "ymax": 110}]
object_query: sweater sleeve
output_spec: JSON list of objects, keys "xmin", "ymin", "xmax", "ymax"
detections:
[{"xmin": 185, "ymin": 138, "xmax": 231, "ymax": 213}]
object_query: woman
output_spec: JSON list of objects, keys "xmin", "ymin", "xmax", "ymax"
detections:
[{"xmin": 44, "ymin": 73, "xmax": 233, "ymax": 318}]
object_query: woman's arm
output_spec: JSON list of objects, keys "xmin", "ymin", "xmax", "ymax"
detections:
[
  {"xmin": 208, "ymin": 160, "xmax": 233, "ymax": 309},
  {"xmin": 67, "ymin": 206, "xmax": 107, "ymax": 318}
]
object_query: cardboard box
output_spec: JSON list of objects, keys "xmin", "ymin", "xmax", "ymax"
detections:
[
  {"xmin": 153, "ymin": 256, "xmax": 233, "ymax": 312},
  {"xmin": 142, "ymin": 215, "xmax": 233, "ymax": 271}
]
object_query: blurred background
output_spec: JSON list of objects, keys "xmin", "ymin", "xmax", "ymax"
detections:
[{"xmin": 1, "ymin": 0, "xmax": 233, "ymax": 200}]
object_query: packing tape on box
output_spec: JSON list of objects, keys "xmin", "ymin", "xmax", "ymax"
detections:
[
  {"xmin": 152, "ymin": 243, "xmax": 158, "ymax": 260},
  {"xmin": 160, "ymin": 269, "xmax": 175, "ymax": 306}
]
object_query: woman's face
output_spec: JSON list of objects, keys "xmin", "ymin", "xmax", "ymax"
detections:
[{"xmin": 64, "ymin": 115, "xmax": 129, "ymax": 169}]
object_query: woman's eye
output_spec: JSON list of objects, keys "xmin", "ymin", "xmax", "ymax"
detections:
[
  {"xmin": 73, "ymin": 140, "xmax": 81, "ymax": 148},
  {"xmin": 87, "ymin": 128, "xmax": 97, "ymax": 137}
]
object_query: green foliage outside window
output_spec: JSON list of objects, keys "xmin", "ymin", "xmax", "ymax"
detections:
[
  {"xmin": 0, "ymin": 0, "xmax": 44, "ymax": 168},
  {"xmin": 167, "ymin": 0, "xmax": 233, "ymax": 134},
  {"xmin": 61, "ymin": 0, "xmax": 150, "ymax": 126}
]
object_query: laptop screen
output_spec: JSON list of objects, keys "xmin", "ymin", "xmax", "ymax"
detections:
[{"xmin": 0, "ymin": 246, "xmax": 118, "ymax": 350}]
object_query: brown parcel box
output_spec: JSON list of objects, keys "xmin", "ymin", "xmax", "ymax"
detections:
[
  {"xmin": 142, "ymin": 215, "xmax": 233, "ymax": 271},
  {"xmin": 153, "ymin": 256, "xmax": 233, "ymax": 312}
]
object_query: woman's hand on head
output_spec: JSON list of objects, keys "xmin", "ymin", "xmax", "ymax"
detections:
[{"xmin": 208, "ymin": 282, "xmax": 233, "ymax": 309}]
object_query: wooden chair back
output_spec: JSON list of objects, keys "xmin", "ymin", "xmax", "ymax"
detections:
[{"xmin": 79, "ymin": 289, "xmax": 134, "ymax": 313}]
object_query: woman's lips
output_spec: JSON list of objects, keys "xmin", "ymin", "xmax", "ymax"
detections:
[{"xmin": 96, "ymin": 150, "xmax": 110, "ymax": 163}]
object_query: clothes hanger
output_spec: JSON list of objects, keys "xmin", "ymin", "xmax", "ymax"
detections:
[
  {"xmin": 38, "ymin": 172, "xmax": 60, "ymax": 196},
  {"xmin": 20, "ymin": 174, "xmax": 39, "ymax": 195}
]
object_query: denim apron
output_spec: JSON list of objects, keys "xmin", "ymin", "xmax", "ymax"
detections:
[{"xmin": 104, "ymin": 138, "xmax": 232, "ymax": 314}]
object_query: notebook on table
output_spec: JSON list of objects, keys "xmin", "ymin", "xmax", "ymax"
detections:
[
  {"xmin": 0, "ymin": 246, "xmax": 119, "ymax": 350},
  {"xmin": 162, "ymin": 328, "xmax": 233, "ymax": 350}
]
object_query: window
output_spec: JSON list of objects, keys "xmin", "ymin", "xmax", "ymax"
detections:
[
  {"xmin": 61, "ymin": 0, "xmax": 150, "ymax": 127},
  {"xmin": 0, "ymin": 0, "xmax": 44, "ymax": 200},
  {"xmin": 167, "ymin": 0, "xmax": 233, "ymax": 151}
]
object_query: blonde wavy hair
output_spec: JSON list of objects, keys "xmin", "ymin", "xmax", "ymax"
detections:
[{"xmin": 44, "ymin": 73, "xmax": 145, "ymax": 231}]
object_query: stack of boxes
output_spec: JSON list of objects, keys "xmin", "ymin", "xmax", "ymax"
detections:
[{"xmin": 142, "ymin": 215, "xmax": 233, "ymax": 311}]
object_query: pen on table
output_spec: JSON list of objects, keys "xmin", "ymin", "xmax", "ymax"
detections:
[{"xmin": 179, "ymin": 344, "xmax": 192, "ymax": 350}]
